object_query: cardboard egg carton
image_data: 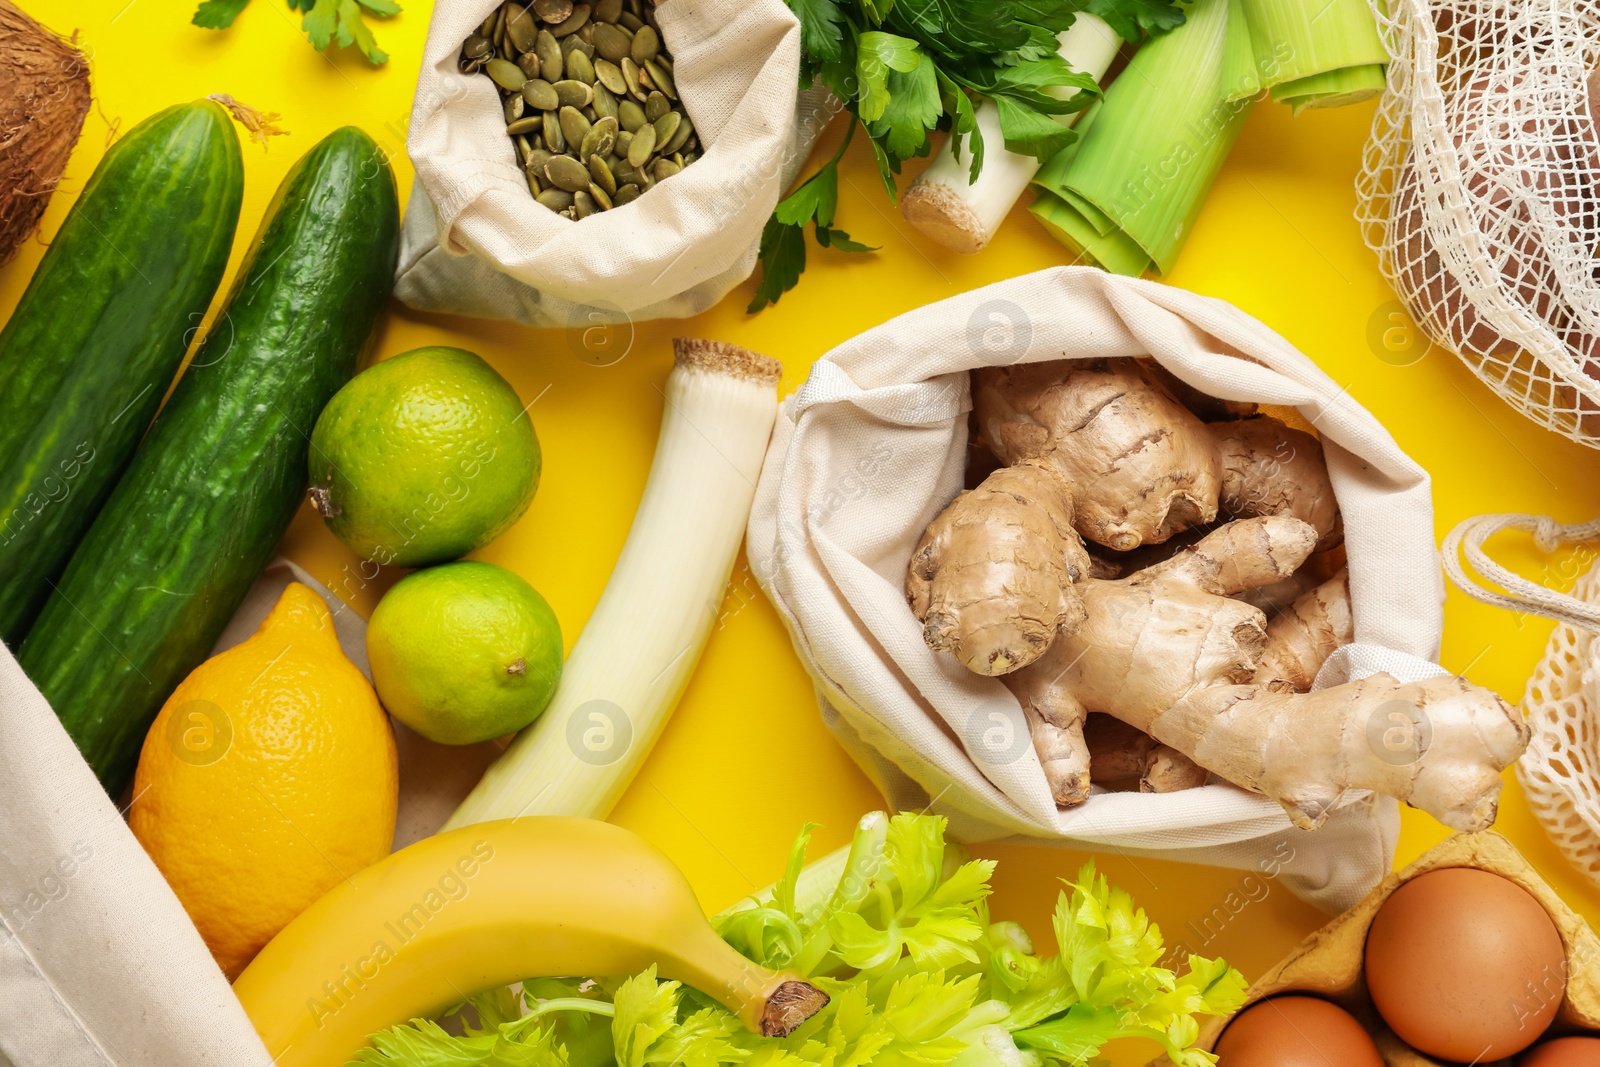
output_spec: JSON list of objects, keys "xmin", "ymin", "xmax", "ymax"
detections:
[{"xmin": 1180, "ymin": 832, "xmax": 1600, "ymax": 1065}]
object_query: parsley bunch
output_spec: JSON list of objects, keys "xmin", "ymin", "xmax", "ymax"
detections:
[
  {"xmin": 748, "ymin": 0, "xmax": 1186, "ymax": 311},
  {"xmin": 193, "ymin": 0, "xmax": 399, "ymax": 65},
  {"xmin": 355, "ymin": 812, "xmax": 1246, "ymax": 1067}
]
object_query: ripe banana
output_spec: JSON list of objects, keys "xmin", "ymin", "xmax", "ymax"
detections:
[{"xmin": 232, "ymin": 817, "xmax": 827, "ymax": 1066}]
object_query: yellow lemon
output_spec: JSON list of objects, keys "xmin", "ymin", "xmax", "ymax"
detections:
[{"xmin": 129, "ymin": 582, "xmax": 397, "ymax": 978}]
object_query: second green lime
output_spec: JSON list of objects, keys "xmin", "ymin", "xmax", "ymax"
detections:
[
  {"xmin": 367, "ymin": 561, "xmax": 564, "ymax": 745},
  {"xmin": 309, "ymin": 346, "xmax": 540, "ymax": 567}
]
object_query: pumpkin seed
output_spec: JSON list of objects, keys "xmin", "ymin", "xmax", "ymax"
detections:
[
  {"xmin": 551, "ymin": 3, "xmax": 590, "ymax": 36},
  {"xmin": 577, "ymin": 21, "xmax": 596, "ymax": 44},
  {"xmin": 491, "ymin": 5, "xmax": 507, "ymax": 44},
  {"xmin": 588, "ymin": 182, "xmax": 614, "ymax": 210},
  {"xmin": 614, "ymin": 130, "xmax": 634, "ymax": 159},
  {"xmin": 553, "ymin": 78, "xmax": 593, "ymax": 108},
  {"xmin": 660, "ymin": 111, "xmax": 693, "ymax": 155},
  {"xmin": 533, "ymin": 0, "xmax": 572, "ymax": 21},
  {"xmin": 644, "ymin": 91, "xmax": 668, "ymax": 123},
  {"xmin": 505, "ymin": 114, "xmax": 543, "ymax": 135},
  {"xmin": 591, "ymin": 22, "xmax": 631, "ymax": 62},
  {"xmin": 618, "ymin": 98, "xmax": 647, "ymax": 133},
  {"xmin": 573, "ymin": 190, "xmax": 597, "ymax": 218},
  {"xmin": 504, "ymin": 94, "xmax": 526, "ymax": 122},
  {"xmin": 651, "ymin": 110, "xmax": 680, "ymax": 151},
  {"xmin": 644, "ymin": 58, "xmax": 675, "ymax": 99},
  {"xmin": 544, "ymin": 153, "xmax": 592, "ymax": 191},
  {"xmin": 535, "ymin": 29, "xmax": 563, "ymax": 80},
  {"xmin": 593, "ymin": 59, "xmax": 626, "ymax": 95},
  {"xmin": 514, "ymin": 51, "xmax": 540, "ymax": 78},
  {"xmin": 464, "ymin": 33, "xmax": 492, "ymax": 59},
  {"xmin": 621, "ymin": 56, "xmax": 644, "ymax": 99},
  {"xmin": 480, "ymin": 9, "xmax": 498, "ymax": 36},
  {"xmin": 522, "ymin": 78, "xmax": 559, "ymax": 110},
  {"xmin": 527, "ymin": 170, "xmax": 542, "ymax": 195},
  {"xmin": 565, "ymin": 47, "xmax": 594, "ymax": 84},
  {"xmin": 630, "ymin": 25, "xmax": 659, "ymax": 65},
  {"xmin": 506, "ymin": 4, "xmax": 539, "ymax": 51},
  {"xmin": 588, "ymin": 152, "xmax": 617, "ymax": 194},
  {"xmin": 542, "ymin": 109, "xmax": 566, "ymax": 152},
  {"xmin": 580, "ymin": 115, "xmax": 617, "ymax": 159},
  {"xmin": 617, "ymin": 10, "xmax": 643, "ymax": 30},
  {"xmin": 558, "ymin": 105, "xmax": 591, "ymax": 147},
  {"xmin": 487, "ymin": 58, "xmax": 528, "ymax": 91},
  {"xmin": 537, "ymin": 187, "xmax": 575, "ymax": 211},
  {"xmin": 613, "ymin": 182, "xmax": 642, "ymax": 206},
  {"xmin": 652, "ymin": 157, "xmax": 680, "ymax": 181},
  {"xmin": 592, "ymin": 81, "xmax": 620, "ymax": 119},
  {"xmin": 525, "ymin": 146, "xmax": 554, "ymax": 174},
  {"xmin": 594, "ymin": 0, "xmax": 623, "ymax": 21},
  {"xmin": 626, "ymin": 122, "xmax": 656, "ymax": 166}
]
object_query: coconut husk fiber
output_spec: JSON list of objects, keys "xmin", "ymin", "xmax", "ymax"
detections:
[{"xmin": 0, "ymin": 0, "xmax": 91, "ymax": 266}]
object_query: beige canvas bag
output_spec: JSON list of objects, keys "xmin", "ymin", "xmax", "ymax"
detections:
[
  {"xmin": 396, "ymin": 0, "xmax": 832, "ymax": 327},
  {"xmin": 746, "ymin": 266, "xmax": 1460, "ymax": 913}
]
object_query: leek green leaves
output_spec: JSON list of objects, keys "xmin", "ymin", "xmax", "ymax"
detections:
[{"xmin": 749, "ymin": 0, "xmax": 1186, "ymax": 311}]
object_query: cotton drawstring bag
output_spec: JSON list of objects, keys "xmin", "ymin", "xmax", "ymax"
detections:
[
  {"xmin": 396, "ymin": 0, "xmax": 831, "ymax": 327},
  {"xmin": 745, "ymin": 266, "xmax": 1473, "ymax": 913},
  {"xmin": 1355, "ymin": 0, "xmax": 1600, "ymax": 445}
]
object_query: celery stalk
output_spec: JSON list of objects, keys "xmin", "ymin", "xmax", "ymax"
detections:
[
  {"xmin": 1029, "ymin": 0, "xmax": 1254, "ymax": 276},
  {"xmin": 1236, "ymin": 0, "xmax": 1388, "ymax": 113}
]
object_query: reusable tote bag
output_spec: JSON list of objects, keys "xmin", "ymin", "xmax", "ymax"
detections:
[{"xmin": 747, "ymin": 266, "xmax": 1461, "ymax": 913}]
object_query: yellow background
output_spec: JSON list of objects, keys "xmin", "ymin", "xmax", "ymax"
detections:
[{"xmin": 7, "ymin": 1, "xmax": 1600, "ymax": 1061}]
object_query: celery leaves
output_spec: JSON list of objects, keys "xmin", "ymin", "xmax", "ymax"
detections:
[
  {"xmin": 354, "ymin": 814, "xmax": 1241, "ymax": 1067},
  {"xmin": 750, "ymin": 0, "xmax": 1185, "ymax": 308}
]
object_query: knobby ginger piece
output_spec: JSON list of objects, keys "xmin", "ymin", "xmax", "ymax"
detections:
[
  {"xmin": 1254, "ymin": 570, "xmax": 1353, "ymax": 691},
  {"xmin": 1212, "ymin": 417, "xmax": 1344, "ymax": 550},
  {"xmin": 906, "ymin": 463, "xmax": 1090, "ymax": 676},
  {"xmin": 1006, "ymin": 516, "xmax": 1528, "ymax": 829},
  {"xmin": 971, "ymin": 359, "xmax": 1221, "ymax": 551}
]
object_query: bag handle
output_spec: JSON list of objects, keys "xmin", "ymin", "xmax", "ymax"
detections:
[{"xmin": 1441, "ymin": 513, "xmax": 1600, "ymax": 632}]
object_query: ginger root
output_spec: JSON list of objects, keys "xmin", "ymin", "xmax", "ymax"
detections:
[
  {"xmin": 971, "ymin": 359, "xmax": 1221, "ymax": 551},
  {"xmin": 1255, "ymin": 570, "xmax": 1353, "ymax": 691},
  {"xmin": 909, "ymin": 361, "xmax": 1343, "ymax": 677},
  {"xmin": 906, "ymin": 464, "xmax": 1090, "ymax": 675},
  {"xmin": 1005, "ymin": 516, "xmax": 1528, "ymax": 830},
  {"xmin": 1212, "ymin": 418, "xmax": 1344, "ymax": 550},
  {"xmin": 1085, "ymin": 715, "xmax": 1208, "ymax": 793}
]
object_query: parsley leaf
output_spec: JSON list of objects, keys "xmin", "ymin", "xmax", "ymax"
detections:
[
  {"xmin": 856, "ymin": 32, "xmax": 923, "ymax": 121},
  {"xmin": 1084, "ymin": 0, "xmax": 1187, "ymax": 41},
  {"xmin": 790, "ymin": 0, "xmax": 847, "ymax": 68},
  {"xmin": 191, "ymin": 0, "xmax": 251, "ymax": 29},
  {"xmin": 193, "ymin": 0, "xmax": 396, "ymax": 63},
  {"xmin": 866, "ymin": 54, "xmax": 942, "ymax": 158}
]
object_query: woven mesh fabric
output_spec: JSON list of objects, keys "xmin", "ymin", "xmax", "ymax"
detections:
[
  {"xmin": 1520, "ymin": 559, "xmax": 1600, "ymax": 887},
  {"xmin": 1356, "ymin": 0, "xmax": 1600, "ymax": 445}
]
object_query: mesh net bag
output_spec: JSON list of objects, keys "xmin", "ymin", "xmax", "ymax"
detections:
[
  {"xmin": 1444, "ymin": 512, "xmax": 1600, "ymax": 887},
  {"xmin": 1356, "ymin": 0, "xmax": 1600, "ymax": 445},
  {"xmin": 1520, "ymin": 557, "xmax": 1600, "ymax": 888}
]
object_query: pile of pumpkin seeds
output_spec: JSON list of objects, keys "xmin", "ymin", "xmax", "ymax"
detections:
[{"xmin": 460, "ymin": 0, "xmax": 698, "ymax": 219}]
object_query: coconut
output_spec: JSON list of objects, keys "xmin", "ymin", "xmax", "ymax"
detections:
[{"xmin": 0, "ymin": 0, "xmax": 91, "ymax": 266}]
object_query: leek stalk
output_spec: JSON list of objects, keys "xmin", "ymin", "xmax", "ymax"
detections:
[
  {"xmin": 445, "ymin": 340, "xmax": 781, "ymax": 829},
  {"xmin": 1029, "ymin": 0, "xmax": 1255, "ymax": 276},
  {"xmin": 900, "ymin": 14, "xmax": 1122, "ymax": 254},
  {"xmin": 1238, "ymin": 0, "xmax": 1388, "ymax": 114}
]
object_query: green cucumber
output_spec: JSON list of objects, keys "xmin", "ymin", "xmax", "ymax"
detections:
[
  {"xmin": 19, "ymin": 126, "xmax": 399, "ymax": 795},
  {"xmin": 0, "ymin": 100, "xmax": 244, "ymax": 643}
]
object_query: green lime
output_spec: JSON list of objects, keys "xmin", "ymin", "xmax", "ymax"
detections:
[
  {"xmin": 309, "ymin": 346, "xmax": 541, "ymax": 567},
  {"xmin": 367, "ymin": 561, "xmax": 563, "ymax": 745}
]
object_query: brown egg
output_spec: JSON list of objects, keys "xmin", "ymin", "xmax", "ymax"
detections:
[
  {"xmin": 1520, "ymin": 1035, "xmax": 1600, "ymax": 1065},
  {"xmin": 1214, "ymin": 996, "xmax": 1383, "ymax": 1066},
  {"xmin": 1365, "ymin": 868, "xmax": 1567, "ymax": 1062}
]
